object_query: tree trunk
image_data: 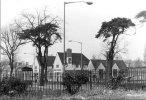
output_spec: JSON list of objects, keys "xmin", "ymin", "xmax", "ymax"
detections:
[
  {"xmin": 10, "ymin": 61, "xmax": 13, "ymax": 77},
  {"xmin": 40, "ymin": 65, "xmax": 45, "ymax": 86},
  {"xmin": 38, "ymin": 47, "xmax": 45, "ymax": 86},
  {"xmin": 106, "ymin": 37, "xmax": 115, "ymax": 87},
  {"xmin": 106, "ymin": 53, "xmax": 114, "ymax": 87},
  {"xmin": 9, "ymin": 55, "xmax": 14, "ymax": 77},
  {"xmin": 44, "ymin": 46, "xmax": 48, "ymax": 83}
]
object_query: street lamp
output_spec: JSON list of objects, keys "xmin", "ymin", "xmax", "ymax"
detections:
[
  {"xmin": 69, "ymin": 40, "xmax": 83, "ymax": 70},
  {"xmin": 64, "ymin": 1, "xmax": 93, "ymax": 71}
]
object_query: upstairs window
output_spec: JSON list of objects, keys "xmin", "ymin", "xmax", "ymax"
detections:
[
  {"xmin": 56, "ymin": 65, "xmax": 59, "ymax": 68},
  {"xmin": 68, "ymin": 58, "xmax": 72, "ymax": 64}
]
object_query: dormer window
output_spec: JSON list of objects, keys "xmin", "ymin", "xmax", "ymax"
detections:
[{"xmin": 67, "ymin": 57, "xmax": 72, "ymax": 64}]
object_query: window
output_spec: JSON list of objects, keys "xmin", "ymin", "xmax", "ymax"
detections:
[
  {"xmin": 68, "ymin": 58, "xmax": 72, "ymax": 64},
  {"xmin": 55, "ymin": 72, "xmax": 60, "ymax": 82},
  {"xmin": 113, "ymin": 69, "xmax": 118, "ymax": 77},
  {"xmin": 57, "ymin": 72, "xmax": 60, "ymax": 76},
  {"xmin": 99, "ymin": 69, "xmax": 104, "ymax": 79},
  {"xmin": 56, "ymin": 65, "xmax": 59, "ymax": 68},
  {"xmin": 77, "ymin": 65, "xmax": 80, "ymax": 68}
]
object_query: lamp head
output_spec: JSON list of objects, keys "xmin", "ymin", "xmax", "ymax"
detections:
[{"xmin": 86, "ymin": 1, "xmax": 93, "ymax": 5}]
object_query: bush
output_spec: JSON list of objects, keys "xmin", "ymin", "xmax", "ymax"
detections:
[
  {"xmin": 111, "ymin": 70, "xmax": 125, "ymax": 90},
  {"xmin": 75, "ymin": 73, "xmax": 89, "ymax": 84},
  {"xmin": 62, "ymin": 71, "xmax": 89, "ymax": 95},
  {"xmin": 0, "ymin": 77, "xmax": 28, "ymax": 96}
]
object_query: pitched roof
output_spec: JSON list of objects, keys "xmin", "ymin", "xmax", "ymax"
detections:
[
  {"xmin": 57, "ymin": 52, "xmax": 89, "ymax": 66},
  {"xmin": 91, "ymin": 59, "xmax": 127, "ymax": 70},
  {"xmin": 37, "ymin": 56, "xmax": 55, "ymax": 67}
]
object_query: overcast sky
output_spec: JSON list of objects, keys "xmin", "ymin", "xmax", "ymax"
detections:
[{"xmin": 1, "ymin": 0, "xmax": 146, "ymax": 64}]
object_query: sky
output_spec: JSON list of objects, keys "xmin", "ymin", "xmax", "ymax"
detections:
[{"xmin": 1, "ymin": 0, "xmax": 146, "ymax": 65}]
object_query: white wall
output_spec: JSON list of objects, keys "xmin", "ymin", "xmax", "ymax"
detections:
[
  {"xmin": 53, "ymin": 53, "xmax": 63, "ymax": 73},
  {"xmin": 97, "ymin": 63, "xmax": 105, "ymax": 71},
  {"xmin": 112, "ymin": 63, "xmax": 120, "ymax": 71},
  {"xmin": 83, "ymin": 65, "xmax": 88, "ymax": 70},
  {"xmin": 65, "ymin": 64, "xmax": 74, "ymax": 70},
  {"xmin": 87, "ymin": 60, "xmax": 95, "ymax": 71},
  {"xmin": 74, "ymin": 64, "xmax": 81, "ymax": 70},
  {"xmin": 112, "ymin": 63, "xmax": 120, "ymax": 77},
  {"xmin": 34, "ymin": 57, "xmax": 40, "ymax": 74}
]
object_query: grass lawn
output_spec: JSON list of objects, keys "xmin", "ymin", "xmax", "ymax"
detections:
[
  {"xmin": 1, "ymin": 85, "xmax": 146, "ymax": 100},
  {"xmin": 43, "ymin": 87, "xmax": 146, "ymax": 100}
]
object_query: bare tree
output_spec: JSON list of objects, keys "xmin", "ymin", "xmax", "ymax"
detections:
[
  {"xmin": 0, "ymin": 25, "xmax": 25, "ymax": 76},
  {"xmin": 99, "ymin": 38, "xmax": 128, "ymax": 60},
  {"xmin": 92, "ymin": 54, "xmax": 97, "ymax": 59},
  {"xmin": 133, "ymin": 58, "xmax": 143, "ymax": 67},
  {"xmin": 124, "ymin": 59, "xmax": 133, "ymax": 67}
]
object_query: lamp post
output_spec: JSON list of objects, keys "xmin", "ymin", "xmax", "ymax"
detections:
[
  {"xmin": 64, "ymin": 1, "xmax": 93, "ymax": 71},
  {"xmin": 69, "ymin": 40, "xmax": 83, "ymax": 70}
]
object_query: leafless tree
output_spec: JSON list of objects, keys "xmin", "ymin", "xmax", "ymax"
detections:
[
  {"xmin": 0, "ymin": 25, "xmax": 26, "ymax": 76},
  {"xmin": 133, "ymin": 58, "xmax": 143, "ymax": 67},
  {"xmin": 99, "ymin": 38, "xmax": 128, "ymax": 60},
  {"xmin": 92, "ymin": 54, "xmax": 97, "ymax": 59},
  {"xmin": 124, "ymin": 59, "xmax": 133, "ymax": 67}
]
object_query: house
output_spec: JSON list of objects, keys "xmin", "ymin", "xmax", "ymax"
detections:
[
  {"xmin": 34, "ymin": 49, "xmax": 89, "ymax": 81},
  {"xmin": 52, "ymin": 48, "xmax": 89, "ymax": 81},
  {"xmin": 88, "ymin": 59, "xmax": 127, "ymax": 78},
  {"xmin": 53, "ymin": 49, "xmax": 90, "ymax": 74}
]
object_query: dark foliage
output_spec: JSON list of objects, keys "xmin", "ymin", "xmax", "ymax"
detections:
[
  {"xmin": 135, "ymin": 10, "xmax": 146, "ymax": 22},
  {"xmin": 108, "ymin": 70, "xmax": 127, "ymax": 89},
  {"xmin": 0, "ymin": 77, "xmax": 28, "ymax": 96},
  {"xmin": 62, "ymin": 72, "xmax": 89, "ymax": 95}
]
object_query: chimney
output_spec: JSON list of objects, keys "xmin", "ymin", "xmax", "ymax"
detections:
[
  {"xmin": 66, "ymin": 48, "xmax": 72, "ymax": 64},
  {"xmin": 67, "ymin": 48, "xmax": 72, "ymax": 58}
]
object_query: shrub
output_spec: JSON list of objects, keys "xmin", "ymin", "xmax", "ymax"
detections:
[
  {"xmin": 75, "ymin": 73, "xmax": 89, "ymax": 84},
  {"xmin": 111, "ymin": 70, "xmax": 126, "ymax": 90},
  {"xmin": 0, "ymin": 77, "xmax": 28, "ymax": 96},
  {"xmin": 62, "ymin": 71, "xmax": 89, "ymax": 95}
]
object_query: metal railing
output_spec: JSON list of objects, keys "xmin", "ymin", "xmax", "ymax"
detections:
[{"xmin": 0, "ymin": 68, "xmax": 146, "ymax": 99}]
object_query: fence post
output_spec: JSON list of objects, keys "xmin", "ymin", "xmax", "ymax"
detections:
[{"xmin": 90, "ymin": 71, "xmax": 92, "ymax": 90}]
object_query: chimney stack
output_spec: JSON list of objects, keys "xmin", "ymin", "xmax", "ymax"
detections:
[{"xmin": 66, "ymin": 48, "xmax": 72, "ymax": 64}]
